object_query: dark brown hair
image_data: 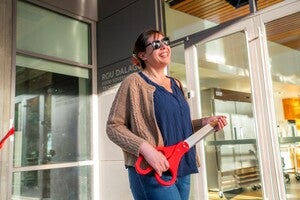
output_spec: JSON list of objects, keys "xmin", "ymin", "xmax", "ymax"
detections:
[{"xmin": 132, "ymin": 29, "xmax": 165, "ymax": 69}]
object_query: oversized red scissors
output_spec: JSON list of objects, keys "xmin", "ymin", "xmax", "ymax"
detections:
[
  {"xmin": 0, "ymin": 127, "xmax": 15, "ymax": 149},
  {"xmin": 135, "ymin": 120, "xmax": 218, "ymax": 186}
]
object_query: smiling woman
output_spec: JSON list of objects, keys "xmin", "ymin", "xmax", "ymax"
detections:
[{"xmin": 106, "ymin": 29, "xmax": 227, "ymax": 200}]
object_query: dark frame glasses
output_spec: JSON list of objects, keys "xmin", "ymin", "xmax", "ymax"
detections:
[{"xmin": 145, "ymin": 37, "xmax": 170, "ymax": 50}]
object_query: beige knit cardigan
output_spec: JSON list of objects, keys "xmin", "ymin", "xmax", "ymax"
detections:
[{"xmin": 106, "ymin": 72, "xmax": 203, "ymax": 167}]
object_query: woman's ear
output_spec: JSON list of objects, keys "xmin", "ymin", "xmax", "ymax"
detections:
[{"xmin": 138, "ymin": 52, "xmax": 147, "ymax": 61}]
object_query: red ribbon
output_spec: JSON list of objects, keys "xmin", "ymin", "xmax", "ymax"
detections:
[{"xmin": 0, "ymin": 127, "xmax": 15, "ymax": 149}]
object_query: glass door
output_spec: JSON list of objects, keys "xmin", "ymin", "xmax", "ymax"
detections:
[
  {"xmin": 167, "ymin": 1, "xmax": 300, "ymax": 199},
  {"xmin": 185, "ymin": 29, "xmax": 262, "ymax": 199},
  {"xmin": 178, "ymin": 1, "xmax": 300, "ymax": 199},
  {"xmin": 263, "ymin": 7, "xmax": 300, "ymax": 200}
]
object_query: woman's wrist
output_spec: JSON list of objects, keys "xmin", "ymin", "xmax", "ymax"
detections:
[
  {"xmin": 199, "ymin": 118, "xmax": 203, "ymax": 127},
  {"xmin": 138, "ymin": 142, "xmax": 153, "ymax": 156},
  {"xmin": 201, "ymin": 117, "xmax": 207, "ymax": 126}
]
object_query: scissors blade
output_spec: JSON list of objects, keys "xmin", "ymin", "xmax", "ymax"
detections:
[{"xmin": 184, "ymin": 120, "xmax": 218, "ymax": 148}]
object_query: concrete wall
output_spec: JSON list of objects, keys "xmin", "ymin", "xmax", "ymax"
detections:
[{"xmin": 0, "ymin": 0, "xmax": 14, "ymax": 199}]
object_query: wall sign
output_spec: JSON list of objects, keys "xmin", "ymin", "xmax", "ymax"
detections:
[{"xmin": 98, "ymin": 60, "xmax": 140, "ymax": 92}]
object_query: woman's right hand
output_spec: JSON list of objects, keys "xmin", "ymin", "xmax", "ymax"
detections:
[{"xmin": 138, "ymin": 142, "xmax": 169, "ymax": 176}]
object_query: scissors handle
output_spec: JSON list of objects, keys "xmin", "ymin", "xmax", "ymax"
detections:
[
  {"xmin": 0, "ymin": 127, "xmax": 15, "ymax": 149},
  {"xmin": 135, "ymin": 141, "xmax": 190, "ymax": 186}
]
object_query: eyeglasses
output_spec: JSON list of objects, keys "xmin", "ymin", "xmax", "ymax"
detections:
[{"xmin": 145, "ymin": 37, "xmax": 170, "ymax": 50}]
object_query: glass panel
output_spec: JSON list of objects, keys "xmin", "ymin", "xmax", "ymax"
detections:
[
  {"xmin": 266, "ymin": 12, "xmax": 300, "ymax": 199},
  {"xmin": 169, "ymin": 43, "xmax": 187, "ymax": 89},
  {"xmin": 14, "ymin": 56, "xmax": 92, "ymax": 167},
  {"xmin": 196, "ymin": 32, "xmax": 262, "ymax": 199},
  {"xmin": 164, "ymin": 0, "xmax": 284, "ymax": 41},
  {"xmin": 12, "ymin": 166, "xmax": 91, "ymax": 199},
  {"xmin": 16, "ymin": 55, "xmax": 89, "ymax": 79},
  {"xmin": 17, "ymin": 0, "xmax": 90, "ymax": 64}
]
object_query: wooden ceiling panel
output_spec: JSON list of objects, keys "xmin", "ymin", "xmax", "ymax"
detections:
[
  {"xmin": 266, "ymin": 12, "xmax": 300, "ymax": 50},
  {"xmin": 167, "ymin": 0, "xmax": 300, "ymax": 50},
  {"xmin": 168, "ymin": 0, "xmax": 284, "ymax": 24}
]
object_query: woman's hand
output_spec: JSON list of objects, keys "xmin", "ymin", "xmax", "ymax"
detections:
[
  {"xmin": 138, "ymin": 142, "xmax": 169, "ymax": 176},
  {"xmin": 202, "ymin": 115, "xmax": 227, "ymax": 131}
]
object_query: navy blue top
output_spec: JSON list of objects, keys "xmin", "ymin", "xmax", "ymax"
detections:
[{"xmin": 139, "ymin": 72, "xmax": 198, "ymax": 177}]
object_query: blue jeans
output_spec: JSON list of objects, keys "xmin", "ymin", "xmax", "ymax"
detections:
[{"xmin": 127, "ymin": 167, "xmax": 191, "ymax": 200}]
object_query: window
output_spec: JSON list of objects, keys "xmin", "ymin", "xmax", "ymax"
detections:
[{"xmin": 13, "ymin": 1, "xmax": 94, "ymax": 199}]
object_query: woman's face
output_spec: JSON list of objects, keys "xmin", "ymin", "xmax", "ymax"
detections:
[{"xmin": 139, "ymin": 34, "xmax": 171, "ymax": 69}]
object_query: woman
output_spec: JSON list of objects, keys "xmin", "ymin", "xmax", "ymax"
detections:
[{"xmin": 106, "ymin": 29, "xmax": 227, "ymax": 200}]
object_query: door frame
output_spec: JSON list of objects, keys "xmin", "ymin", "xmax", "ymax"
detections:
[{"xmin": 183, "ymin": 0, "xmax": 300, "ymax": 199}]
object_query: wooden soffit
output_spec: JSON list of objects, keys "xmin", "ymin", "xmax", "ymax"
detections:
[
  {"xmin": 167, "ymin": 0, "xmax": 300, "ymax": 50},
  {"xmin": 168, "ymin": 0, "xmax": 284, "ymax": 24}
]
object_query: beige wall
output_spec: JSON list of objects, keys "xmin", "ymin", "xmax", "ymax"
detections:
[
  {"xmin": 0, "ymin": 0, "xmax": 14, "ymax": 199},
  {"xmin": 98, "ymin": 86, "xmax": 133, "ymax": 199}
]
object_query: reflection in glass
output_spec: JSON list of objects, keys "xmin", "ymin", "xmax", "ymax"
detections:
[
  {"xmin": 14, "ymin": 56, "xmax": 91, "ymax": 168},
  {"xmin": 266, "ymin": 12, "xmax": 300, "ymax": 199},
  {"xmin": 169, "ymin": 43, "xmax": 187, "ymax": 88},
  {"xmin": 17, "ymin": 0, "xmax": 90, "ymax": 64},
  {"xmin": 196, "ymin": 32, "xmax": 261, "ymax": 199},
  {"xmin": 12, "ymin": 166, "xmax": 91, "ymax": 199}
]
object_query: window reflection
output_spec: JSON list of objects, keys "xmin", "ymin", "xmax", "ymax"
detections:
[
  {"xmin": 14, "ymin": 64, "xmax": 91, "ymax": 167},
  {"xmin": 17, "ymin": 0, "xmax": 91, "ymax": 64},
  {"xmin": 12, "ymin": 166, "xmax": 91, "ymax": 199},
  {"xmin": 267, "ymin": 12, "xmax": 300, "ymax": 199}
]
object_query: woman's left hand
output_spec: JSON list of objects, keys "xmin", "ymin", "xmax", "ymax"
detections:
[{"xmin": 203, "ymin": 115, "xmax": 227, "ymax": 131}]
